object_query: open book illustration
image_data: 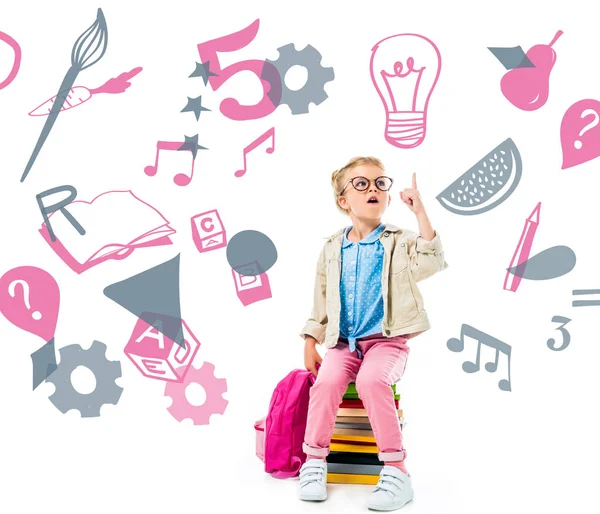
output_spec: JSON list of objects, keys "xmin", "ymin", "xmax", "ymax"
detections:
[{"xmin": 39, "ymin": 190, "xmax": 176, "ymax": 274}]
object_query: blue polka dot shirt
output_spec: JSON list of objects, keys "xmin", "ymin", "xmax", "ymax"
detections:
[{"xmin": 339, "ymin": 223, "xmax": 385, "ymax": 356}]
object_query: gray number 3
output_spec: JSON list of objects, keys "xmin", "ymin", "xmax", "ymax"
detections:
[{"xmin": 547, "ymin": 315, "xmax": 572, "ymax": 351}]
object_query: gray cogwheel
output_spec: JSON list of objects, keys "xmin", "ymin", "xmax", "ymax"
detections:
[
  {"xmin": 263, "ymin": 43, "xmax": 334, "ymax": 115},
  {"xmin": 45, "ymin": 340, "xmax": 123, "ymax": 418}
]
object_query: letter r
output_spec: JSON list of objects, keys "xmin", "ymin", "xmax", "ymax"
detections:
[{"xmin": 36, "ymin": 185, "xmax": 85, "ymax": 242}]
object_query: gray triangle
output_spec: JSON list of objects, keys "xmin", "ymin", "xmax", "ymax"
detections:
[
  {"xmin": 103, "ymin": 254, "xmax": 184, "ymax": 347},
  {"xmin": 31, "ymin": 338, "xmax": 58, "ymax": 390},
  {"xmin": 488, "ymin": 46, "xmax": 535, "ymax": 70}
]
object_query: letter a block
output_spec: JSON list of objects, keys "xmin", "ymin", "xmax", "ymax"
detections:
[{"xmin": 124, "ymin": 316, "xmax": 201, "ymax": 382}]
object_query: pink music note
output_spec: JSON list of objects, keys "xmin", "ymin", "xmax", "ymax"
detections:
[
  {"xmin": 235, "ymin": 127, "xmax": 275, "ymax": 177},
  {"xmin": 144, "ymin": 141, "xmax": 195, "ymax": 186}
]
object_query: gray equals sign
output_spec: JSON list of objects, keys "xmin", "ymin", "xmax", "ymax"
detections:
[{"xmin": 572, "ymin": 289, "xmax": 600, "ymax": 307}]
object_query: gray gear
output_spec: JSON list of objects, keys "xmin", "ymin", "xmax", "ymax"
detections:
[
  {"xmin": 263, "ymin": 43, "xmax": 334, "ymax": 115},
  {"xmin": 45, "ymin": 340, "xmax": 123, "ymax": 418}
]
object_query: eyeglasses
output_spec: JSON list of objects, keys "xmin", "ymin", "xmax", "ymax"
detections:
[{"xmin": 340, "ymin": 176, "xmax": 394, "ymax": 195}]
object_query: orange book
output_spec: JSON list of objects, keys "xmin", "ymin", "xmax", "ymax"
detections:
[
  {"xmin": 330, "ymin": 442, "xmax": 378, "ymax": 453},
  {"xmin": 336, "ymin": 415, "xmax": 370, "ymax": 424},
  {"xmin": 331, "ymin": 433, "xmax": 377, "ymax": 444}
]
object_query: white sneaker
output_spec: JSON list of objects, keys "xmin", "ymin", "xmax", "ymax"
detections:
[
  {"xmin": 367, "ymin": 466, "xmax": 414, "ymax": 511},
  {"xmin": 298, "ymin": 459, "xmax": 327, "ymax": 501}
]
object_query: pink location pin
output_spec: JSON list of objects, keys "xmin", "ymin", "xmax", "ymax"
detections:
[
  {"xmin": 0, "ymin": 266, "xmax": 60, "ymax": 342},
  {"xmin": 560, "ymin": 99, "xmax": 600, "ymax": 169}
]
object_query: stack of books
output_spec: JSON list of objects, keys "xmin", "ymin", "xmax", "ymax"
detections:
[{"xmin": 326, "ymin": 382, "xmax": 405, "ymax": 485}]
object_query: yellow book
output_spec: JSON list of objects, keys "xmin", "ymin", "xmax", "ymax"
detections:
[
  {"xmin": 328, "ymin": 473, "xmax": 379, "ymax": 485},
  {"xmin": 331, "ymin": 433, "xmax": 377, "ymax": 444},
  {"xmin": 330, "ymin": 442, "xmax": 379, "ymax": 453}
]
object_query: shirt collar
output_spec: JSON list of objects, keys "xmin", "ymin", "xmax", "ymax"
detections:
[{"xmin": 342, "ymin": 223, "xmax": 385, "ymax": 248}]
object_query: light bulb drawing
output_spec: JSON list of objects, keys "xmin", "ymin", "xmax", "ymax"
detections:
[{"xmin": 370, "ymin": 33, "xmax": 441, "ymax": 149}]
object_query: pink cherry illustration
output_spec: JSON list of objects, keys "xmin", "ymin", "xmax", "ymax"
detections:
[
  {"xmin": 0, "ymin": 266, "xmax": 60, "ymax": 342},
  {"xmin": 560, "ymin": 99, "xmax": 600, "ymax": 169}
]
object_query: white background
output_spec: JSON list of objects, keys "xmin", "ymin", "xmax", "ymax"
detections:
[{"xmin": 1, "ymin": 0, "xmax": 599, "ymax": 512}]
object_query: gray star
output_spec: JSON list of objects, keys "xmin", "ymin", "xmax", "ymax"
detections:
[
  {"xmin": 178, "ymin": 134, "xmax": 208, "ymax": 160},
  {"xmin": 180, "ymin": 95, "xmax": 211, "ymax": 121},
  {"xmin": 189, "ymin": 60, "xmax": 219, "ymax": 86}
]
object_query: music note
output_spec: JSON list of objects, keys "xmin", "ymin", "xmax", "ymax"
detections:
[
  {"xmin": 235, "ymin": 127, "xmax": 275, "ymax": 177},
  {"xmin": 144, "ymin": 141, "xmax": 195, "ymax": 186},
  {"xmin": 447, "ymin": 324, "xmax": 512, "ymax": 392}
]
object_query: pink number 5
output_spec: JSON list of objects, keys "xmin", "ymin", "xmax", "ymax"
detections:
[
  {"xmin": 0, "ymin": 31, "xmax": 21, "ymax": 90},
  {"xmin": 197, "ymin": 19, "xmax": 282, "ymax": 121}
]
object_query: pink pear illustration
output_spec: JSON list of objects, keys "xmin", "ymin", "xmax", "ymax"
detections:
[{"xmin": 501, "ymin": 30, "xmax": 563, "ymax": 111}]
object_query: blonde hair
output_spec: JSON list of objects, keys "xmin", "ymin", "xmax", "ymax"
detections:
[{"xmin": 331, "ymin": 156, "xmax": 385, "ymax": 216}]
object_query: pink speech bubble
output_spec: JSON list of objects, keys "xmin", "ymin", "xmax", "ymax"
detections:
[
  {"xmin": 561, "ymin": 99, "xmax": 600, "ymax": 169},
  {"xmin": 0, "ymin": 266, "xmax": 60, "ymax": 342}
]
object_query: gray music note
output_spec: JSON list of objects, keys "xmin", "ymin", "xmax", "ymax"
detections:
[{"xmin": 447, "ymin": 324, "xmax": 512, "ymax": 392}]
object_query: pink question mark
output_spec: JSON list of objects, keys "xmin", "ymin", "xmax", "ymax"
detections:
[
  {"xmin": 560, "ymin": 99, "xmax": 600, "ymax": 169},
  {"xmin": 0, "ymin": 267, "xmax": 60, "ymax": 342},
  {"xmin": 8, "ymin": 280, "xmax": 42, "ymax": 320}
]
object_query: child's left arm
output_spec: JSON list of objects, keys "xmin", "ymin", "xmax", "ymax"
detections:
[{"xmin": 400, "ymin": 172, "xmax": 449, "ymax": 282}]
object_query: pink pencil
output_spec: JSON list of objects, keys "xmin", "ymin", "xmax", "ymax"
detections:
[{"xmin": 504, "ymin": 202, "xmax": 541, "ymax": 292}]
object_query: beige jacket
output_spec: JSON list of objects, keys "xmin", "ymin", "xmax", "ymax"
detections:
[{"xmin": 300, "ymin": 224, "xmax": 449, "ymax": 349}]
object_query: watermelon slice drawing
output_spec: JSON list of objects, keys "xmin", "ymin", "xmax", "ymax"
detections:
[{"xmin": 436, "ymin": 138, "xmax": 522, "ymax": 215}]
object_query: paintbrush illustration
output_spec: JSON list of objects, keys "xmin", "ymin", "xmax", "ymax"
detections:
[{"xmin": 21, "ymin": 8, "xmax": 108, "ymax": 183}]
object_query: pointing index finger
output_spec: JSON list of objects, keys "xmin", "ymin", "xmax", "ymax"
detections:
[{"xmin": 412, "ymin": 172, "xmax": 417, "ymax": 189}]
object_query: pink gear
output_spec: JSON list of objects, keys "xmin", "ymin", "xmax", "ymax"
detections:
[{"xmin": 164, "ymin": 361, "xmax": 228, "ymax": 425}]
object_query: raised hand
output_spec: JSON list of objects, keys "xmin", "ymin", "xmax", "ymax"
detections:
[{"xmin": 400, "ymin": 172, "xmax": 425, "ymax": 215}]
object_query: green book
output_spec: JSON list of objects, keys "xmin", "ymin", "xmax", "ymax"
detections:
[
  {"xmin": 343, "ymin": 382, "xmax": 400, "ymax": 401},
  {"xmin": 327, "ymin": 463, "xmax": 383, "ymax": 476}
]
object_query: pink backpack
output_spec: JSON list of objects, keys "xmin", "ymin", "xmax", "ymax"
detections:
[{"xmin": 263, "ymin": 368, "xmax": 316, "ymax": 478}]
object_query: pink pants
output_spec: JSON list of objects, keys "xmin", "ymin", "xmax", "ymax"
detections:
[{"xmin": 303, "ymin": 332, "xmax": 410, "ymax": 462}]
